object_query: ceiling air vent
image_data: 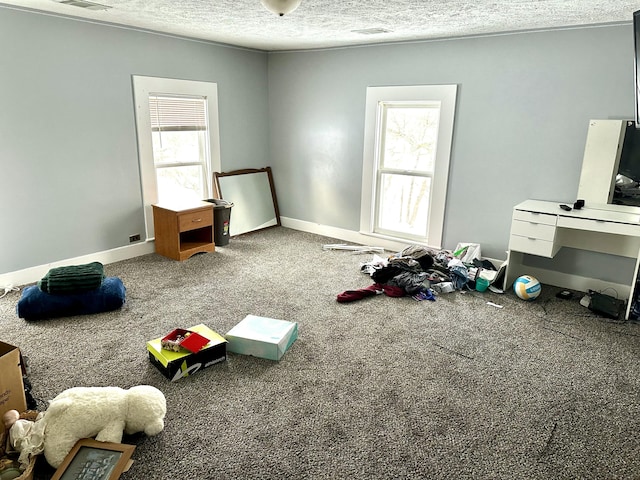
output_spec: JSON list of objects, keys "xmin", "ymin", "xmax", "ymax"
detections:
[
  {"xmin": 57, "ymin": 0, "xmax": 112, "ymax": 11},
  {"xmin": 351, "ymin": 28, "xmax": 392, "ymax": 35}
]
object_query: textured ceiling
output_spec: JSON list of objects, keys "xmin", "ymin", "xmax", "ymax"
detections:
[{"xmin": 0, "ymin": 0, "xmax": 637, "ymax": 51}]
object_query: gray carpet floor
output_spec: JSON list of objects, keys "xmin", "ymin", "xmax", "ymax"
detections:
[{"xmin": 1, "ymin": 226, "xmax": 640, "ymax": 479}]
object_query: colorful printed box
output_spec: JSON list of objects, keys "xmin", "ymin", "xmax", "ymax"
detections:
[{"xmin": 147, "ymin": 324, "xmax": 227, "ymax": 381}]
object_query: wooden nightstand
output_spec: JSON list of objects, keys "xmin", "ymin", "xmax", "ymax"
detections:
[{"xmin": 152, "ymin": 200, "xmax": 214, "ymax": 261}]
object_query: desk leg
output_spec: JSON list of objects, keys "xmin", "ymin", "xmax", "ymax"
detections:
[
  {"xmin": 626, "ymin": 247, "xmax": 640, "ymax": 320},
  {"xmin": 504, "ymin": 250, "xmax": 524, "ymax": 292}
]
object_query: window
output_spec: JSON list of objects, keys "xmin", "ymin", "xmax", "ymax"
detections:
[
  {"xmin": 133, "ymin": 76, "xmax": 221, "ymax": 239},
  {"xmin": 360, "ymin": 85, "xmax": 457, "ymax": 248},
  {"xmin": 149, "ymin": 95, "xmax": 210, "ymax": 203}
]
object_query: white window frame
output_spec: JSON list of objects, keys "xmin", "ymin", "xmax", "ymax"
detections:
[
  {"xmin": 132, "ymin": 76, "xmax": 221, "ymax": 240},
  {"xmin": 360, "ymin": 85, "xmax": 457, "ymax": 249}
]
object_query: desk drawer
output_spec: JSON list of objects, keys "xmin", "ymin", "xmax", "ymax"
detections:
[
  {"xmin": 513, "ymin": 210, "xmax": 557, "ymax": 226},
  {"xmin": 509, "ymin": 235, "xmax": 557, "ymax": 258},
  {"xmin": 510, "ymin": 219, "xmax": 556, "ymax": 241},
  {"xmin": 178, "ymin": 209, "xmax": 213, "ymax": 232},
  {"xmin": 557, "ymin": 216, "xmax": 640, "ymax": 237}
]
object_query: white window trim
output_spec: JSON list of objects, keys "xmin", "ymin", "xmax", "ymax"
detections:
[
  {"xmin": 132, "ymin": 76, "xmax": 222, "ymax": 240},
  {"xmin": 360, "ymin": 85, "xmax": 457, "ymax": 249}
]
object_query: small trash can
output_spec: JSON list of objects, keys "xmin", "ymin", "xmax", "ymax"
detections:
[{"xmin": 205, "ymin": 199, "xmax": 234, "ymax": 246}]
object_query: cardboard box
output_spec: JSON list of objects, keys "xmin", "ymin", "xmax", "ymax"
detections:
[
  {"xmin": 147, "ymin": 324, "xmax": 227, "ymax": 382},
  {"xmin": 225, "ymin": 315, "xmax": 298, "ymax": 361},
  {"xmin": 0, "ymin": 342, "xmax": 27, "ymax": 435}
]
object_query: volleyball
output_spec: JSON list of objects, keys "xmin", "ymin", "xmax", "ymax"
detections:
[{"xmin": 513, "ymin": 275, "xmax": 541, "ymax": 300}]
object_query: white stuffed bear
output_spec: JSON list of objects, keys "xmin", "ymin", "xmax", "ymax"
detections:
[{"xmin": 41, "ymin": 385, "xmax": 166, "ymax": 468}]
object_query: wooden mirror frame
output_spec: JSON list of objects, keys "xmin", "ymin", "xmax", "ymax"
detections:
[{"xmin": 213, "ymin": 166, "xmax": 281, "ymax": 235}]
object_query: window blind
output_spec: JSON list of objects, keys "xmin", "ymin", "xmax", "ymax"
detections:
[{"xmin": 149, "ymin": 95, "xmax": 207, "ymax": 132}]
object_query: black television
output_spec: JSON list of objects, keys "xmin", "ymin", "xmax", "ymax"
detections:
[
  {"xmin": 613, "ymin": 121, "xmax": 640, "ymax": 205},
  {"xmin": 611, "ymin": 11, "xmax": 640, "ymax": 205}
]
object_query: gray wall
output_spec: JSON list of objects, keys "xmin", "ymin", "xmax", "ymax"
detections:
[
  {"xmin": 267, "ymin": 25, "xmax": 635, "ymax": 260},
  {"xmin": 1, "ymin": 6, "xmax": 635, "ymax": 275},
  {"xmin": 0, "ymin": 7, "xmax": 269, "ymax": 273}
]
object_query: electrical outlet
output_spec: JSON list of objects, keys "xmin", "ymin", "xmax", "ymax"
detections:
[{"xmin": 129, "ymin": 234, "xmax": 141, "ymax": 243}]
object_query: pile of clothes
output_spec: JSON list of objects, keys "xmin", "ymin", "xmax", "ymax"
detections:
[{"xmin": 336, "ymin": 244, "xmax": 497, "ymax": 303}]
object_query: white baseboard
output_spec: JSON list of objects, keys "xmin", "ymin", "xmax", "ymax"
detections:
[
  {"xmin": 0, "ymin": 241, "xmax": 155, "ymax": 289},
  {"xmin": 280, "ymin": 217, "xmax": 414, "ymax": 253},
  {"xmin": 280, "ymin": 217, "xmax": 508, "ymax": 267},
  {"xmin": 1, "ymin": 219, "xmax": 513, "ymax": 291}
]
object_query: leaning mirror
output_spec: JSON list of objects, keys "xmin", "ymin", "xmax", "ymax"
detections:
[{"xmin": 213, "ymin": 167, "xmax": 281, "ymax": 237}]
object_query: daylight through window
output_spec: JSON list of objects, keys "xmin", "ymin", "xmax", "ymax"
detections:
[
  {"xmin": 360, "ymin": 85, "xmax": 457, "ymax": 248},
  {"xmin": 375, "ymin": 103, "xmax": 440, "ymax": 238},
  {"xmin": 149, "ymin": 95, "xmax": 210, "ymax": 203}
]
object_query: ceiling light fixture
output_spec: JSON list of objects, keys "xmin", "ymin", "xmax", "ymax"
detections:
[{"xmin": 260, "ymin": 0, "xmax": 301, "ymax": 16}]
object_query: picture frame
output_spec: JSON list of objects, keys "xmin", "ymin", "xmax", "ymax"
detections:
[{"xmin": 51, "ymin": 439, "xmax": 135, "ymax": 480}]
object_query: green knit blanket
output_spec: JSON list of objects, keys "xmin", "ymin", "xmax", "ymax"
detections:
[{"xmin": 38, "ymin": 261, "xmax": 105, "ymax": 294}]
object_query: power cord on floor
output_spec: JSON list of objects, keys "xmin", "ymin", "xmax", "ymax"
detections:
[{"xmin": 0, "ymin": 285, "xmax": 20, "ymax": 299}]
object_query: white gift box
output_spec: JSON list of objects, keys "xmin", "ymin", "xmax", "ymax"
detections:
[{"xmin": 225, "ymin": 315, "xmax": 298, "ymax": 361}]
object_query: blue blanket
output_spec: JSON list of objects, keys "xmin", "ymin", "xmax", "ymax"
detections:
[{"xmin": 17, "ymin": 277, "xmax": 126, "ymax": 320}]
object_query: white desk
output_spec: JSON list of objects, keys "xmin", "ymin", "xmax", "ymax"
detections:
[{"xmin": 506, "ymin": 200, "xmax": 640, "ymax": 319}]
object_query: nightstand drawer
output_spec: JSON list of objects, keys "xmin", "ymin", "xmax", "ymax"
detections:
[
  {"xmin": 512, "ymin": 210, "xmax": 557, "ymax": 226},
  {"xmin": 178, "ymin": 209, "xmax": 213, "ymax": 232},
  {"xmin": 508, "ymin": 234, "xmax": 558, "ymax": 258},
  {"xmin": 510, "ymin": 219, "xmax": 556, "ymax": 241}
]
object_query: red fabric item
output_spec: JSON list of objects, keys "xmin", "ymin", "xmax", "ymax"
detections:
[
  {"xmin": 336, "ymin": 284, "xmax": 383, "ymax": 303},
  {"xmin": 381, "ymin": 284, "xmax": 405, "ymax": 297},
  {"xmin": 336, "ymin": 283, "xmax": 406, "ymax": 303}
]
